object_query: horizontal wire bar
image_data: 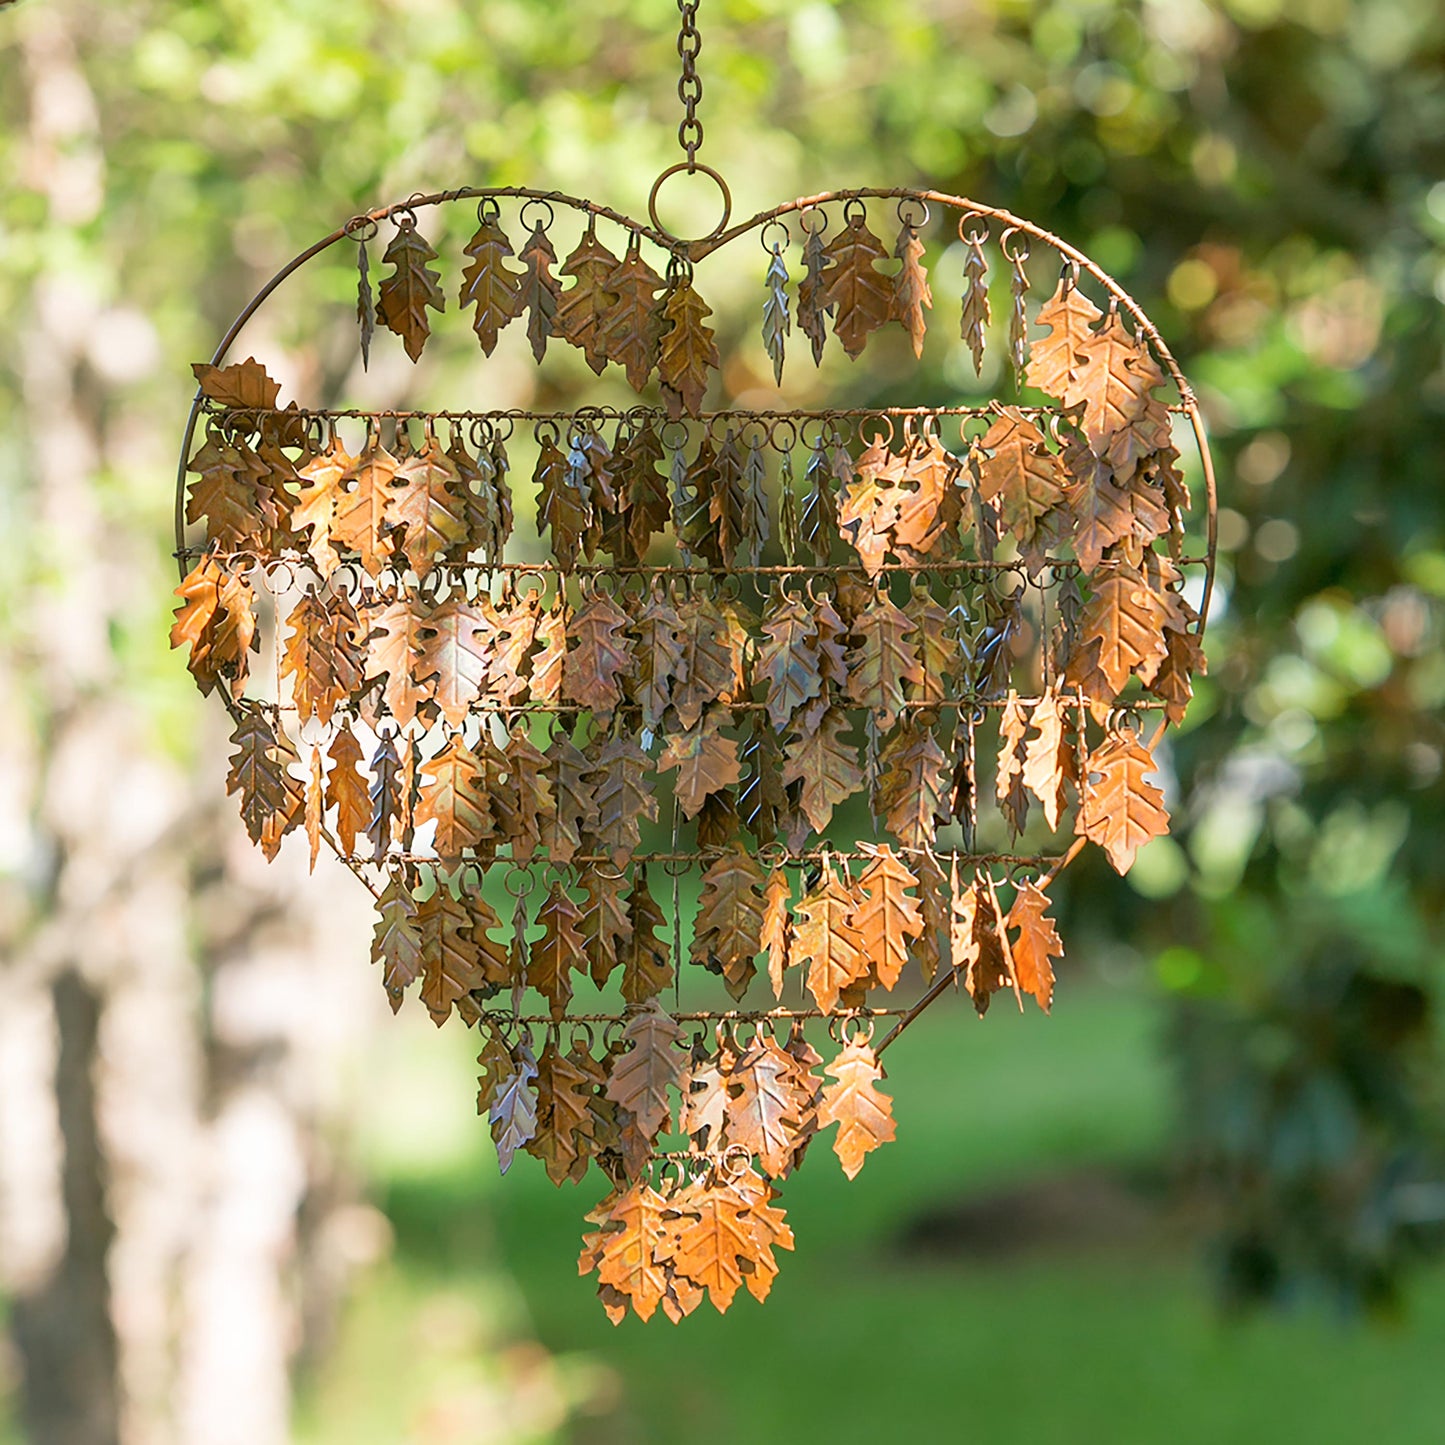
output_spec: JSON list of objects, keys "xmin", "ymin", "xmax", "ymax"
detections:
[
  {"xmin": 483, "ymin": 1007, "xmax": 911, "ymax": 1024},
  {"xmin": 273, "ymin": 695, "xmax": 1171, "ymax": 716},
  {"xmin": 378, "ymin": 848, "xmax": 1062, "ymax": 868}
]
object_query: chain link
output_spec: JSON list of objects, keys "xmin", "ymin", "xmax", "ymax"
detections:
[{"xmin": 676, "ymin": 0, "xmax": 704, "ymax": 168}]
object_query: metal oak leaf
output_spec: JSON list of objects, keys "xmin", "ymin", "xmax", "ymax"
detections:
[
  {"xmin": 459, "ymin": 214, "xmax": 525, "ymax": 355},
  {"xmin": 371, "ymin": 874, "xmax": 422, "ymax": 1012},
  {"xmin": 1064, "ymin": 565, "xmax": 1169, "ymax": 701},
  {"xmin": 535, "ymin": 435, "xmax": 590, "ymax": 571},
  {"xmin": 225, "ymin": 706, "xmax": 302, "ymax": 860},
  {"xmin": 781, "ymin": 707, "xmax": 864, "ymax": 836},
  {"xmin": 605, "ymin": 1003, "xmax": 685, "ymax": 1141},
  {"xmin": 656, "ymin": 277, "xmax": 720, "ymax": 419},
  {"xmin": 761, "ymin": 868, "xmax": 792, "ymax": 998},
  {"xmin": 376, "ymin": 220, "xmax": 445, "ymax": 363},
  {"xmin": 725, "ymin": 1039, "xmax": 811, "ymax": 1178},
  {"xmin": 529, "ymin": 882, "xmax": 585, "ymax": 1020},
  {"xmin": 875, "ymin": 720, "xmax": 948, "ymax": 851},
  {"xmin": 586, "ymin": 736, "xmax": 656, "ymax": 866},
  {"xmin": 518, "ymin": 222, "xmax": 562, "ymax": 362},
  {"xmin": 416, "ymin": 736, "xmax": 492, "ymax": 857},
  {"xmin": 1063, "ymin": 315, "xmax": 1164, "ymax": 459},
  {"xmin": 556, "ymin": 226, "xmax": 620, "ymax": 374},
  {"xmin": 672, "ymin": 594, "xmax": 736, "ymax": 730},
  {"xmin": 755, "ymin": 592, "xmax": 824, "ymax": 732},
  {"xmin": 691, "ymin": 846, "xmax": 767, "ymax": 1001},
  {"xmin": 280, "ymin": 591, "xmax": 361, "ymax": 726},
  {"xmin": 959, "ymin": 232, "xmax": 990, "ymax": 375},
  {"xmin": 1026, "ymin": 276, "xmax": 1103, "ymax": 399},
  {"xmin": 849, "ymin": 843, "xmax": 924, "ymax": 991},
  {"xmin": 891, "ymin": 220, "xmax": 932, "ymax": 358},
  {"xmin": 414, "ymin": 597, "xmax": 492, "ymax": 727},
  {"xmin": 1020, "ymin": 688, "xmax": 1076, "ymax": 831},
  {"xmin": 333, "ymin": 442, "xmax": 401, "ymax": 577},
  {"xmin": 171, "ymin": 556, "xmax": 256, "ymax": 699},
  {"xmin": 762, "ymin": 244, "xmax": 790, "ymax": 384},
  {"xmin": 621, "ymin": 866, "xmax": 674, "ymax": 1006},
  {"xmin": 666, "ymin": 1179, "xmax": 756, "ymax": 1314},
  {"xmin": 367, "ymin": 732, "xmax": 404, "ymax": 863},
  {"xmin": 628, "ymin": 594, "xmax": 687, "ymax": 729},
  {"xmin": 796, "ymin": 222, "xmax": 832, "ymax": 365},
  {"xmin": 563, "ymin": 591, "xmax": 633, "ymax": 720},
  {"xmin": 387, "ymin": 441, "xmax": 470, "ymax": 577},
  {"xmin": 845, "ymin": 593, "xmax": 924, "ymax": 731},
  {"xmin": 588, "ymin": 1180, "xmax": 672, "ymax": 1322},
  {"xmin": 290, "ymin": 438, "xmax": 354, "ymax": 575},
  {"xmin": 490, "ymin": 1039, "xmax": 540, "ymax": 1174},
  {"xmin": 362, "ymin": 597, "xmax": 429, "ymax": 727},
  {"xmin": 818, "ymin": 1037, "xmax": 896, "ymax": 1180},
  {"xmin": 821, "ymin": 211, "xmax": 892, "ymax": 360},
  {"xmin": 1079, "ymin": 732, "xmax": 1170, "ymax": 875},
  {"xmin": 658, "ymin": 711, "xmax": 741, "ymax": 821},
  {"xmin": 976, "ymin": 409, "xmax": 1069, "ymax": 549},
  {"xmin": 417, "ymin": 887, "xmax": 492, "ymax": 1025},
  {"xmin": 600, "ymin": 238, "xmax": 665, "ymax": 392},
  {"xmin": 793, "ymin": 866, "xmax": 868, "ymax": 1013},
  {"xmin": 325, "ymin": 723, "xmax": 370, "ymax": 858},
  {"xmin": 1006, "ymin": 878, "xmax": 1063, "ymax": 1013},
  {"xmin": 541, "ymin": 732, "xmax": 597, "ymax": 865}
]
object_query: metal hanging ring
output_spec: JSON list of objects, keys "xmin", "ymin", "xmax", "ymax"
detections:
[
  {"xmin": 760, "ymin": 218, "xmax": 790, "ymax": 254},
  {"xmin": 647, "ymin": 161, "xmax": 732, "ymax": 244},
  {"xmin": 519, "ymin": 198, "xmax": 555, "ymax": 233}
]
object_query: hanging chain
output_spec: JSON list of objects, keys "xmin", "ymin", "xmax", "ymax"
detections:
[{"xmin": 676, "ymin": 0, "xmax": 704, "ymax": 169}]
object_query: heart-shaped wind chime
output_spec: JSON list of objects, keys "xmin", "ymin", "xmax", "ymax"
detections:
[{"xmin": 171, "ymin": 2, "xmax": 1216, "ymax": 1324}]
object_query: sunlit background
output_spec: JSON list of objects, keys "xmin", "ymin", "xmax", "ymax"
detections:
[{"xmin": 2, "ymin": 1, "xmax": 1444, "ymax": 1441}]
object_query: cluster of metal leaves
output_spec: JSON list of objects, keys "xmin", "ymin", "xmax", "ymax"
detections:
[{"xmin": 173, "ymin": 219, "xmax": 1204, "ymax": 1319}]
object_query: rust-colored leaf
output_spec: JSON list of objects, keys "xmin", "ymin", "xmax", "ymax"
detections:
[
  {"xmin": 796, "ymin": 221, "xmax": 832, "ymax": 365},
  {"xmin": 171, "ymin": 556, "xmax": 256, "ymax": 699},
  {"xmin": 518, "ymin": 222, "xmax": 562, "ymax": 362},
  {"xmin": 780, "ymin": 707, "xmax": 864, "ymax": 837},
  {"xmin": 416, "ymin": 736, "xmax": 492, "ymax": 857},
  {"xmin": 333, "ymin": 441, "xmax": 400, "ymax": 577},
  {"xmin": 325, "ymin": 722, "xmax": 369, "ymax": 858},
  {"xmin": 845, "ymin": 592, "xmax": 923, "ymax": 730},
  {"xmin": 793, "ymin": 864, "xmax": 869, "ymax": 1013},
  {"xmin": 563, "ymin": 590, "xmax": 633, "ymax": 720},
  {"xmin": 556, "ymin": 225, "xmax": 619, "ymax": 373},
  {"xmin": 605, "ymin": 1002, "xmax": 685, "ymax": 1141},
  {"xmin": 690, "ymin": 845, "xmax": 767, "ymax": 1001},
  {"xmin": 529, "ymin": 882, "xmax": 585, "ymax": 1020},
  {"xmin": 372, "ymin": 873, "xmax": 422, "ymax": 1013},
  {"xmin": 761, "ymin": 868, "xmax": 792, "ymax": 999},
  {"xmin": 656, "ymin": 276, "xmax": 719, "ymax": 419},
  {"xmin": 413, "ymin": 597, "xmax": 491, "ymax": 727},
  {"xmin": 601, "ymin": 237, "xmax": 665, "ymax": 391},
  {"xmin": 621, "ymin": 865, "xmax": 674, "ymax": 1006},
  {"xmin": 658, "ymin": 711, "xmax": 741, "ymax": 821},
  {"xmin": 725, "ymin": 1038, "xmax": 811, "ymax": 1178},
  {"xmin": 818, "ymin": 1037, "xmax": 896, "ymax": 1180},
  {"xmin": 290, "ymin": 437, "xmax": 354, "ymax": 575},
  {"xmin": 376, "ymin": 219, "xmax": 445, "ymax": 362},
  {"xmin": 225, "ymin": 706, "xmax": 303, "ymax": 860},
  {"xmin": 387, "ymin": 440, "xmax": 469, "ymax": 576},
  {"xmin": 1006, "ymin": 878, "xmax": 1063, "ymax": 1013},
  {"xmin": 890, "ymin": 219, "xmax": 932, "ymax": 358},
  {"xmin": 459, "ymin": 212, "xmax": 524, "ymax": 355},
  {"xmin": 976, "ymin": 409, "xmax": 1068, "ymax": 549},
  {"xmin": 822, "ymin": 210, "xmax": 892, "ymax": 359},
  {"xmin": 1079, "ymin": 731, "xmax": 1170, "ymax": 874},
  {"xmin": 587, "ymin": 736, "xmax": 657, "ymax": 865},
  {"xmin": 875, "ymin": 719, "xmax": 948, "ymax": 850},
  {"xmin": 1025, "ymin": 275, "xmax": 1103, "ymax": 400},
  {"xmin": 849, "ymin": 843, "xmax": 924, "ymax": 992}
]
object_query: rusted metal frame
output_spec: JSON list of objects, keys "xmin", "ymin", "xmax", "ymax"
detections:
[
  {"xmin": 490, "ymin": 1007, "xmax": 911, "ymax": 1026},
  {"xmin": 382, "ymin": 848, "xmax": 1064, "ymax": 869}
]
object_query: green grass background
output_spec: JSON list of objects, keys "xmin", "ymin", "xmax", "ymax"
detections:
[{"xmin": 295, "ymin": 975, "xmax": 1445, "ymax": 1444}]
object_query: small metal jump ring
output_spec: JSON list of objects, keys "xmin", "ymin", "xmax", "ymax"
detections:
[
  {"xmin": 767, "ymin": 416, "xmax": 798, "ymax": 452},
  {"xmin": 533, "ymin": 418, "xmax": 561, "ymax": 446},
  {"xmin": 519, "ymin": 198, "xmax": 555, "ymax": 233},
  {"xmin": 392, "ymin": 205, "xmax": 419, "ymax": 231},
  {"xmin": 896, "ymin": 195, "xmax": 929, "ymax": 229},
  {"xmin": 842, "ymin": 1014, "xmax": 876, "ymax": 1046},
  {"xmin": 720, "ymin": 1144, "xmax": 752, "ymax": 1181},
  {"xmin": 958, "ymin": 211, "xmax": 990, "ymax": 246},
  {"xmin": 857, "ymin": 413, "xmax": 895, "ymax": 449},
  {"xmin": 568, "ymin": 1021, "xmax": 596, "ymax": 1053},
  {"xmin": 476, "ymin": 196, "xmax": 502, "ymax": 225},
  {"xmin": 841, "ymin": 196, "xmax": 869, "ymax": 226},
  {"xmin": 503, "ymin": 863, "xmax": 536, "ymax": 899},
  {"xmin": 797, "ymin": 204, "xmax": 828, "ymax": 237},
  {"xmin": 344, "ymin": 214, "xmax": 379, "ymax": 243},
  {"xmin": 1000, "ymin": 226, "xmax": 1031, "ymax": 264},
  {"xmin": 760, "ymin": 218, "xmax": 790, "ymax": 254}
]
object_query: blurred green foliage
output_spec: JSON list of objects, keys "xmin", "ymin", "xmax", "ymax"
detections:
[{"xmin": 3, "ymin": 0, "xmax": 1443, "ymax": 1323}]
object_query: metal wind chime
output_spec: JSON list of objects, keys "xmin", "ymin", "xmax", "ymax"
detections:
[{"xmin": 171, "ymin": 2, "xmax": 1216, "ymax": 1323}]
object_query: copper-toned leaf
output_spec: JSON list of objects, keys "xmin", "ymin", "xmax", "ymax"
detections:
[
  {"xmin": 959, "ymin": 230, "xmax": 990, "ymax": 375},
  {"xmin": 500, "ymin": 728, "xmax": 554, "ymax": 860},
  {"xmin": 781, "ymin": 707, "xmax": 864, "ymax": 837},
  {"xmin": 1007, "ymin": 878, "xmax": 1063, "ymax": 1013},
  {"xmin": 535, "ymin": 434, "xmax": 590, "ymax": 572},
  {"xmin": 333, "ymin": 442, "xmax": 401, "ymax": 577},
  {"xmin": 518, "ymin": 222, "xmax": 563, "ymax": 362},
  {"xmin": 416, "ymin": 736, "xmax": 491, "ymax": 857},
  {"xmin": 387, "ymin": 441, "xmax": 469, "ymax": 576},
  {"xmin": 372, "ymin": 873, "xmax": 422, "ymax": 1013},
  {"xmin": 656, "ymin": 276, "xmax": 719, "ymax": 419},
  {"xmin": 416, "ymin": 886, "xmax": 492, "ymax": 1025},
  {"xmin": 588, "ymin": 735, "xmax": 657, "ymax": 866},
  {"xmin": 362, "ymin": 597, "xmax": 428, "ymax": 727},
  {"xmin": 1021, "ymin": 687, "xmax": 1076, "ymax": 831},
  {"xmin": 849, "ymin": 843, "xmax": 924, "ymax": 991},
  {"xmin": 605, "ymin": 1002, "xmax": 685, "ymax": 1141},
  {"xmin": 891, "ymin": 219, "xmax": 932, "ymax": 358},
  {"xmin": 556, "ymin": 225, "xmax": 619, "ymax": 373},
  {"xmin": 818, "ymin": 1037, "xmax": 896, "ymax": 1179},
  {"xmin": 691, "ymin": 845, "xmax": 766, "ymax": 1001},
  {"xmin": 761, "ymin": 868, "xmax": 792, "ymax": 999},
  {"xmin": 666, "ymin": 1177, "xmax": 756, "ymax": 1314},
  {"xmin": 875, "ymin": 720, "xmax": 948, "ymax": 850},
  {"xmin": 376, "ymin": 219, "xmax": 445, "ymax": 362},
  {"xmin": 290, "ymin": 437, "xmax": 354, "ymax": 575},
  {"xmin": 628, "ymin": 593, "xmax": 686, "ymax": 729},
  {"xmin": 280, "ymin": 591, "xmax": 360, "ymax": 726},
  {"xmin": 1026, "ymin": 276, "xmax": 1103, "ymax": 400},
  {"xmin": 589, "ymin": 1180, "xmax": 672, "ymax": 1322},
  {"xmin": 846, "ymin": 592, "xmax": 923, "ymax": 730},
  {"xmin": 529, "ymin": 882, "xmax": 585, "ymax": 1020},
  {"xmin": 225, "ymin": 706, "xmax": 302, "ymax": 859},
  {"xmin": 755, "ymin": 592, "xmax": 825, "ymax": 732},
  {"xmin": 725, "ymin": 1038, "xmax": 811, "ymax": 1177},
  {"xmin": 185, "ymin": 435, "xmax": 268, "ymax": 551},
  {"xmin": 529, "ymin": 603, "xmax": 567, "ymax": 705},
  {"xmin": 621, "ymin": 865, "xmax": 674, "ymax": 1006},
  {"xmin": 414, "ymin": 597, "xmax": 491, "ymax": 727},
  {"xmin": 600, "ymin": 237, "xmax": 665, "ymax": 391},
  {"xmin": 976, "ymin": 409, "xmax": 1069, "ymax": 549},
  {"xmin": 1064, "ymin": 564, "xmax": 1169, "ymax": 702},
  {"xmin": 995, "ymin": 690, "xmax": 1032, "ymax": 837},
  {"xmin": 325, "ymin": 722, "xmax": 369, "ymax": 857},
  {"xmin": 793, "ymin": 864, "xmax": 869, "ymax": 1013},
  {"xmin": 367, "ymin": 732, "xmax": 403, "ymax": 863},
  {"xmin": 171, "ymin": 556, "xmax": 256, "ymax": 699},
  {"xmin": 563, "ymin": 590, "xmax": 633, "ymax": 720},
  {"xmin": 1079, "ymin": 731, "xmax": 1169, "ymax": 875},
  {"xmin": 192, "ymin": 357, "xmax": 280, "ymax": 411},
  {"xmin": 578, "ymin": 861, "xmax": 633, "ymax": 989},
  {"xmin": 822, "ymin": 210, "xmax": 892, "ymax": 359},
  {"xmin": 542, "ymin": 731, "xmax": 598, "ymax": 865},
  {"xmin": 796, "ymin": 221, "xmax": 832, "ymax": 365},
  {"xmin": 526, "ymin": 1038, "xmax": 598, "ymax": 1185},
  {"xmin": 1063, "ymin": 314, "xmax": 1163, "ymax": 458},
  {"xmin": 658, "ymin": 711, "xmax": 741, "ymax": 821},
  {"xmin": 459, "ymin": 212, "xmax": 524, "ymax": 355}
]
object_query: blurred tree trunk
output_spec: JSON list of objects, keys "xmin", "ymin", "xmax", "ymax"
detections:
[{"xmin": 0, "ymin": 13, "xmax": 376, "ymax": 1444}]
